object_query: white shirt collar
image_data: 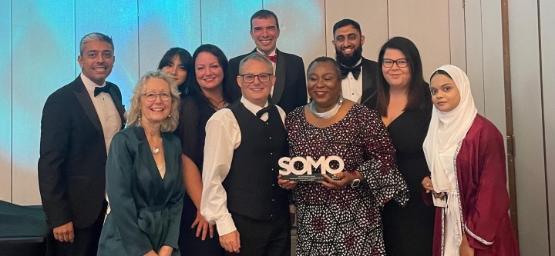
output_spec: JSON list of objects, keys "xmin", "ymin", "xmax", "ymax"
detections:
[
  {"xmin": 240, "ymin": 96, "xmax": 268, "ymax": 115},
  {"xmin": 80, "ymin": 73, "xmax": 107, "ymax": 95},
  {"xmin": 256, "ymin": 48, "xmax": 277, "ymax": 57}
]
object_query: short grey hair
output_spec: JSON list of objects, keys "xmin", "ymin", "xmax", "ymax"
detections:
[
  {"xmin": 127, "ymin": 71, "xmax": 181, "ymax": 132},
  {"xmin": 79, "ymin": 32, "xmax": 114, "ymax": 55},
  {"xmin": 238, "ymin": 52, "xmax": 274, "ymax": 74}
]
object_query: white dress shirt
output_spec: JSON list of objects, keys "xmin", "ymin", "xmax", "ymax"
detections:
[
  {"xmin": 81, "ymin": 73, "xmax": 121, "ymax": 154},
  {"xmin": 341, "ymin": 59, "xmax": 363, "ymax": 103},
  {"xmin": 200, "ymin": 97, "xmax": 286, "ymax": 236}
]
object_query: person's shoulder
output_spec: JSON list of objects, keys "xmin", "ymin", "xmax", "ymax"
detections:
[
  {"xmin": 106, "ymin": 81, "xmax": 119, "ymax": 88},
  {"xmin": 361, "ymin": 57, "xmax": 378, "ymax": 68},
  {"xmin": 350, "ymin": 102, "xmax": 378, "ymax": 117},
  {"xmin": 111, "ymin": 126, "xmax": 136, "ymax": 146},
  {"xmin": 45, "ymin": 77, "xmax": 81, "ymax": 102},
  {"xmin": 285, "ymin": 105, "xmax": 305, "ymax": 121},
  {"xmin": 275, "ymin": 104, "xmax": 287, "ymax": 116},
  {"xmin": 472, "ymin": 114, "xmax": 502, "ymax": 137},
  {"xmin": 278, "ymin": 50, "xmax": 303, "ymax": 61},
  {"xmin": 208, "ymin": 108, "xmax": 234, "ymax": 122},
  {"xmin": 107, "ymin": 81, "xmax": 122, "ymax": 92},
  {"xmin": 117, "ymin": 126, "xmax": 139, "ymax": 138},
  {"xmin": 229, "ymin": 52, "xmax": 251, "ymax": 64}
]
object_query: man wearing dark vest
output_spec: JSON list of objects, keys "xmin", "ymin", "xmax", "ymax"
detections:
[
  {"xmin": 333, "ymin": 18, "xmax": 379, "ymax": 109},
  {"xmin": 226, "ymin": 9, "xmax": 307, "ymax": 113},
  {"xmin": 201, "ymin": 52, "xmax": 290, "ymax": 256}
]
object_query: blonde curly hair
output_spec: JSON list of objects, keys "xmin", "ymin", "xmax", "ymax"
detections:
[{"xmin": 126, "ymin": 71, "xmax": 181, "ymax": 132}]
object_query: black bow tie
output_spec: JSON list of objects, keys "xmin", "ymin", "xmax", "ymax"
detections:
[
  {"xmin": 256, "ymin": 105, "xmax": 274, "ymax": 119},
  {"xmin": 94, "ymin": 85, "xmax": 110, "ymax": 96},
  {"xmin": 340, "ymin": 63, "xmax": 362, "ymax": 80}
]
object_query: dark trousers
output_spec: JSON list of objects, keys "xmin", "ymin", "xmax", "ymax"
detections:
[
  {"xmin": 227, "ymin": 213, "xmax": 290, "ymax": 256},
  {"xmin": 45, "ymin": 212, "xmax": 104, "ymax": 256}
]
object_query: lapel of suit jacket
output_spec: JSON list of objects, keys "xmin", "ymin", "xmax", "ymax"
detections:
[
  {"xmin": 106, "ymin": 83, "xmax": 126, "ymax": 128},
  {"xmin": 272, "ymin": 49, "xmax": 286, "ymax": 104},
  {"xmin": 361, "ymin": 58, "xmax": 376, "ymax": 106},
  {"xmin": 71, "ymin": 76, "xmax": 102, "ymax": 131}
]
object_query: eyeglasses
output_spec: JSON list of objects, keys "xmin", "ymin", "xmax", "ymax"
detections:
[
  {"xmin": 238, "ymin": 73, "xmax": 273, "ymax": 83},
  {"xmin": 143, "ymin": 92, "xmax": 171, "ymax": 102},
  {"xmin": 382, "ymin": 58, "xmax": 409, "ymax": 68}
]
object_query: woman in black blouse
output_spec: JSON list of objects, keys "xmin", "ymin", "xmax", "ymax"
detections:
[
  {"xmin": 377, "ymin": 37, "xmax": 435, "ymax": 256},
  {"xmin": 172, "ymin": 44, "xmax": 232, "ymax": 255}
]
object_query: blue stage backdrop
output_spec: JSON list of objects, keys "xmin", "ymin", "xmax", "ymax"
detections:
[{"xmin": 0, "ymin": 0, "xmax": 326, "ymax": 204}]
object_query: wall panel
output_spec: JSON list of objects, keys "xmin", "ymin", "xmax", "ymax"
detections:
[
  {"xmin": 324, "ymin": 0, "xmax": 388, "ymax": 61},
  {"xmin": 138, "ymin": 0, "xmax": 201, "ymax": 75},
  {"xmin": 76, "ymin": 0, "xmax": 139, "ymax": 104},
  {"xmin": 12, "ymin": 0, "xmax": 76, "ymax": 204},
  {"xmin": 448, "ymin": 0, "xmax": 467, "ymax": 71},
  {"xmin": 201, "ymin": 0, "xmax": 262, "ymax": 58},
  {"xmin": 464, "ymin": 0, "xmax": 485, "ymax": 114},
  {"xmin": 481, "ymin": 0, "xmax": 506, "ymax": 133},
  {"xmin": 264, "ymin": 0, "xmax": 325, "ymax": 70},
  {"xmin": 539, "ymin": 0, "xmax": 555, "ymax": 253},
  {"xmin": 388, "ymin": 0, "xmax": 450, "ymax": 79},
  {"xmin": 509, "ymin": 0, "xmax": 550, "ymax": 254},
  {"xmin": 0, "ymin": 0, "xmax": 12, "ymax": 202}
]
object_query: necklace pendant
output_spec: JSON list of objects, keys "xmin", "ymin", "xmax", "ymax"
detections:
[{"xmin": 152, "ymin": 147, "xmax": 160, "ymax": 154}]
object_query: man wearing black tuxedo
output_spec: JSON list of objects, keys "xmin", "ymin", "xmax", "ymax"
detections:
[
  {"xmin": 226, "ymin": 9, "xmax": 307, "ymax": 113},
  {"xmin": 38, "ymin": 32, "xmax": 125, "ymax": 256},
  {"xmin": 333, "ymin": 19, "xmax": 379, "ymax": 109}
]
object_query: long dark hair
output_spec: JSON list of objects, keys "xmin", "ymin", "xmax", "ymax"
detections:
[
  {"xmin": 157, "ymin": 47, "xmax": 193, "ymax": 95},
  {"xmin": 190, "ymin": 44, "xmax": 232, "ymax": 103},
  {"xmin": 376, "ymin": 37, "xmax": 431, "ymax": 116}
]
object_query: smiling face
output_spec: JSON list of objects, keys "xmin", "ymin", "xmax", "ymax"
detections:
[
  {"xmin": 333, "ymin": 24, "xmax": 364, "ymax": 58},
  {"xmin": 237, "ymin": 58, "xmax": 275, "ymax": 107},
  {"xmin": 161, "ymin": 55, "xmax": 188, "ymax": 86},
  {"xmin": 333, "ymin": 24, "xmax": 364, "ymax": 66},
  {"xmin": 250, "ymin": 17, "xmax": 280, "ymax": 55},
  {"xmin": 194, "ymin": 51, "xmax": 224, "ymax": 91},
  {"xmin": 307, "ymin": 61, "xmax": 342, "ymax": 111},
  {"xmin": 430, "ymin": 73, "xmax": 461, "ymax": 112},
  {"xmin": 140, "ymin": 78, "xmax": 172, "ymax": 127},
  {"xmin": 78, "ymin": 39, "xmax": 115, "ymax": 85},
  {"xmin": 382, "ymin": 48, "xmax": 411, "ymax": 89}
]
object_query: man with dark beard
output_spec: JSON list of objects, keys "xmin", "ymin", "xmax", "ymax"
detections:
[{"xmin": 333, "ymin": 19, "xmax": 379, "ymax": 109}]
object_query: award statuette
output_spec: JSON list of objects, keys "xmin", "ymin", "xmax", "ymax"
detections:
[{"xmin": 278, "ymin": 156, "xmax": 344, "ymax": 182}]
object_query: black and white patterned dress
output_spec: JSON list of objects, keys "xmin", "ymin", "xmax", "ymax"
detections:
[{"xmin": 286, "ymin": 104, "xmax": 409, "ymax": 256}]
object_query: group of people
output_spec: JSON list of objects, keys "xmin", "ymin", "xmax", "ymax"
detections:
[{"xmin": 38, "ymin": 8, "xmax": 519, "ymax": 256}]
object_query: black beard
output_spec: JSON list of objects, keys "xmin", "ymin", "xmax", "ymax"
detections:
[{"xmin": 335, "ymin": 46, "xmax": 363, "ymax": 67}]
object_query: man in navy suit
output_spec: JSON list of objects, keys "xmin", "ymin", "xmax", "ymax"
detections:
[
  {"xmin": 227, "ymin": 9, "xmax": 307, "ymax": 113},
  {"xmin": 333, "ymin": 19, "xmax": 379, "ymax": 109},
  {"xmin": 38, "ymin": 32, "xmax": 125, "ymax": 256}
]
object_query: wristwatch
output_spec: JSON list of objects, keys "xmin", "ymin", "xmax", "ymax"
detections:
[{"xmin": 350, "ymin": 178, "xmax": 361, "ymax": 188}]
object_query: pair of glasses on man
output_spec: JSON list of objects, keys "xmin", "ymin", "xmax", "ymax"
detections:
[
  {"xmin": 238, "ymin": 73, "xmax": 273, "ymax": 83},
  {"xmin": 143, "ymin": 92, "xmax": 171, "ymax": 102},
  {"xmin": 382, "ymin": 58, "xmax": 409, "ymax": 68}
]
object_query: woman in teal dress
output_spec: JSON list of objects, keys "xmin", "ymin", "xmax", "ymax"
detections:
[{"xmin": 98, "ymin": 71, "xmax": 184, "ymax": 256}]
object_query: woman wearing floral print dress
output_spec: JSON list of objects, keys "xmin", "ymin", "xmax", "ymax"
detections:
[{"xmin": 279, "ymin": 57, "xmax": 408, "ymax": 256}]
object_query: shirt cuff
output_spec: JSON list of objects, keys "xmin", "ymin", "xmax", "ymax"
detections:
[{"xmin": 216, "ymin": 213, "xmax": 237, "ymax": 236}]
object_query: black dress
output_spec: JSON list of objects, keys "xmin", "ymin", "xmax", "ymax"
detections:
[
  {"xmin": 174, "ymin": 93, "xmax": 225, "ymax": 256},
  {"xmin": 382, "ymin": 109, "xmax": 435, "ymax": 256}
]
